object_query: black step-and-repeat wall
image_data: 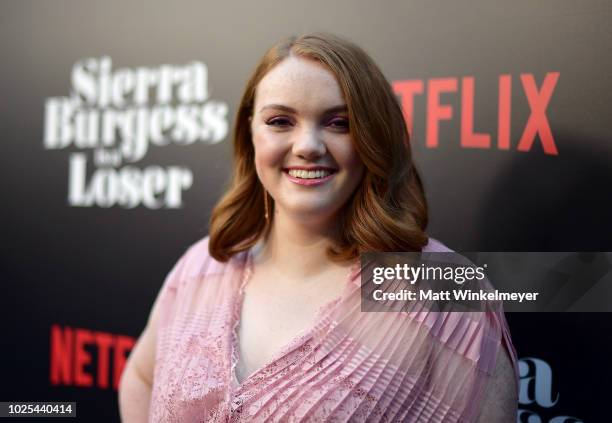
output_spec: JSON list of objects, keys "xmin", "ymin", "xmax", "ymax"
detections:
[{"xmin": 2, "ymin": 1, "xmax": 611, "ymax": 421}]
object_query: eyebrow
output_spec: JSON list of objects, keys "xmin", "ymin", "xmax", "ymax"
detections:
[{"xmin": 259, "ymin": 104, "xmax": 348, "ymax": 114}]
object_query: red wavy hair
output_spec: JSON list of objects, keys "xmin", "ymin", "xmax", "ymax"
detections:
[{"xmin": 209, "ymin": 33, "xmax": 428, "ymax": 262}]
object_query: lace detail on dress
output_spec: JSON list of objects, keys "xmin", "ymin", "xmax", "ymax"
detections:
[
  {"xmin": 228, "ymin": 250, "xmax": 253, "ymax": 394},
  {"xmin": 148, "ymin": 236, "xmax": 519, "ymax": 422}
]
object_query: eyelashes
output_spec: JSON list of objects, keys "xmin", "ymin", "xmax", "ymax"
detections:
[
  {"xmin": 266, "ymin": 117, "xmax": 292, "ymax": 127},
  {"xmin": 328, "ymin": 118, "xmax": 350, "ymax": 129},
  {"xmin": 265, "ymin": 116, "xmax": 349, "ymax": 131}
]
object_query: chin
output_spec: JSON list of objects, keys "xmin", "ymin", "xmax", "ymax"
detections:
[{"xmin": 283, "ymin": 203, "xmax": 339, "ymax": 221}]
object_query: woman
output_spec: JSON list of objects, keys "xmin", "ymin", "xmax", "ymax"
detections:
[{"xmin": 119, "ymin": 33, "xmax": 519, "ymax": 422}]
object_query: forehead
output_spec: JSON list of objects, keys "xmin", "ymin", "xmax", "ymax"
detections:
[{"xmin": 254, "ymin": 56, "xmax": 346, "ymax": 112}]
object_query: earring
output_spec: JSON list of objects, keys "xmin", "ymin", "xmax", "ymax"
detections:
[{"xmin": 264, "ymin": 190, "xmax": 270, "ymax": 223}]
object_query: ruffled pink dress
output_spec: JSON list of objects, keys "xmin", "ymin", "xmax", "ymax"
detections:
[{"xmin": 148, "ymin": 236, "xmax": 519, "ymax": 422}]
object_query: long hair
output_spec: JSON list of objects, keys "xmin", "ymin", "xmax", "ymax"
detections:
[{"xmin": 209, "ymin": 32, "xmax": 428, "ymax": 262}]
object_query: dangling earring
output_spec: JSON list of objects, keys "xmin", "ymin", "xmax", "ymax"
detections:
[{"xmin": 264, "ymin": 190, "xmax": 270, "ymax": 223}]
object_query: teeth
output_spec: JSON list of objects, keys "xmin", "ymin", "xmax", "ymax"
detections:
[{"xmin": 287, "ymin": 169, "xmax": 332, "ymax": 179}]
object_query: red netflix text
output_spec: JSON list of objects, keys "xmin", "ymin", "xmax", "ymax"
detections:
[
  {"xmin": 50, "ymin": 324, "xmax": 135, "ymax": 390},
  {"xmin": 393, "ymin": 72, "xmax": 560, "ymax": 155}
]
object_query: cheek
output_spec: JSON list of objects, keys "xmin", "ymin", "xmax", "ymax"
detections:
[
  {"xmin": 252, "ymin": 132, "xmax": 286, "ymax": 176},
  {"xmin": 335, "ymin": 142, "xmax": 364, "ymax": 175}
]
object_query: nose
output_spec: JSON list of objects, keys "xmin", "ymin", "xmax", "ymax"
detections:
[{"xmin": 291, "ymin": 125, "xmax": 326, "ymax": 160}]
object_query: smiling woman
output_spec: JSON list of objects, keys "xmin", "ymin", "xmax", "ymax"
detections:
[
  {"xmin": 250, "ymin": 56, "xmax": 365, "ymax": 229},
  {"xmin": 118, "ymin": 33, "xmax": 519, "ymax": 422}
]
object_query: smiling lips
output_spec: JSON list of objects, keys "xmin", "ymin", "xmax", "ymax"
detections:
[{"xmin": 283, "ymin": 166, "xmax": 338, "ymax": 186}]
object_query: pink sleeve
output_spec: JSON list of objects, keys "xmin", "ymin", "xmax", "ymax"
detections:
[
  {"xmin": 155, "ymin": 251, "xmax": 187, "ymax": 331},
  {"xmin": 154, "ymin": 236, "xmax": 211, "ymax": 331},
  {"xmin": 424, "ymin": 237, "xmax": 520, "ymax": 387}
]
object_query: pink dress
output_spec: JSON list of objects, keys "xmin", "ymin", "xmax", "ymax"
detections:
[{"xmin": 148, "ymin": 236, "xmax": 519, "ymax": 422}]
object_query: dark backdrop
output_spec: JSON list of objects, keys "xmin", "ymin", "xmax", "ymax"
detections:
[{"xmin": 1, "ymin": 1, "xmax": 611, "ymax": 421}]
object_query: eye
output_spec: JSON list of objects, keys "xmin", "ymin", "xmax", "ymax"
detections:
[
  {"xmin": 266, "ymin": 117, "xmax": 293, "ymax": 127},
  {"xmin": 328, "ymin": 117, "xmax": 349, "ymax": 130}
]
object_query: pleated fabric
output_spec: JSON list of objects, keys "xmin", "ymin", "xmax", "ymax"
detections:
[{"xmin": 148, "ymin": 236, "xmax": 519, "ymax": 422}]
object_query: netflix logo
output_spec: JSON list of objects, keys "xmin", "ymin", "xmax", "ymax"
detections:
[
  {"xmin": 393, "ymin": 72, "xmax": 560, "ymax": 155},
  {"xmin": 50, "ymin": 324, "xmax": 135, "ymax": 390}
]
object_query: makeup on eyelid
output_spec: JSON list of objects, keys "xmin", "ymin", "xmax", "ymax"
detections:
[
  {"xmin": 251, "ymin": 56, "xmax": 364, "ymax": 219},
  {"xmin": 265, "ymin": 116, "xmax": 349, "ymax": 129}
]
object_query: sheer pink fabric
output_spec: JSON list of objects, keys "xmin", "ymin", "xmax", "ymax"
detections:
[{"xmin": 148, "ymin": 236, "xmax": 519, "ymax": 422}]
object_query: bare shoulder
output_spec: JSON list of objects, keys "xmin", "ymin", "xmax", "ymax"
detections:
[{"xmin": 475, "ymin": 345, "xmax": 518, "ymax": 423}]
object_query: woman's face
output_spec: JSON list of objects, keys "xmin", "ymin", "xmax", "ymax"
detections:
[{"xmin": 250, "ymin": 56, "xmax": 365, "ymax": 225}]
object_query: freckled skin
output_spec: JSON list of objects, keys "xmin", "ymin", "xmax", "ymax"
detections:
[{"xmin": 250, "ymin": 56, "xmax": 365, "ymax": 224}]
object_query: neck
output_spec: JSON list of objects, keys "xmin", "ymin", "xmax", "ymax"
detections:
[{"xmin": 254, "ymin": 209, "xmax": 346, "ymax": 279}]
